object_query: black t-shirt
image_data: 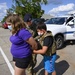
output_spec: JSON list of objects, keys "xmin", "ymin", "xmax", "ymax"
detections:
[{"xmin": 43, "ymin": 36, "xmax": 53, "ymax": 47}]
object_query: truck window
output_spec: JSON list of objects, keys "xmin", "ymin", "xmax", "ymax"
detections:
[{"xmin": 45, "ymin": 17, "xmax": 66, "ymax": 25}]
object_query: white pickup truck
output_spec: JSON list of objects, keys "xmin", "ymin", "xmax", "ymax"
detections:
[{"xmin": 45, "ymin": 16, "xmax": 75, "ymax": 49}]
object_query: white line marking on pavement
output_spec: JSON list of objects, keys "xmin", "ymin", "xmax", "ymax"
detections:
[{"xmin": 0, "ymin": 46, "xmax": 14, "ymax": 75}]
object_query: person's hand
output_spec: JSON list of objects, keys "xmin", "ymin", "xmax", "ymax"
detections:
[{"xmin": 33, "ymin": 50, "xmax": 36, "ymax": 53}]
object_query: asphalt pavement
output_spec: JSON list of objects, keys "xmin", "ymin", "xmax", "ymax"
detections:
[{"xmin": 0, "ymin": 27, "xmax": 75, "ymax": 75}]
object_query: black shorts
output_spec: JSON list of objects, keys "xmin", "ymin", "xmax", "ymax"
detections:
[{"xmin": 13, "ymin": 55, "xmax": 32, "ymax": 69}]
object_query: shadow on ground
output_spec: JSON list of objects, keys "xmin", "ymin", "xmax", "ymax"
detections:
[
  {"xmin": 34, "ymin": 55, "xmax": 69, "ymax": 75},
  {"xmin": 64, "ymin": 40, "xmax": 75, "ymax": 46},
  {"xmin": 57, "ymin": 40, "xmax": 75, "ymax": 50},
  {"xmin": 55, "ymin": 60, "xmax": 69, "ymax": 75}
]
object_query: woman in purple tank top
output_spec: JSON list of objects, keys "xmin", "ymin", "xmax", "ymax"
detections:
[{"xmin": 6, "ymin": 14, "xmax": 37, "ymax": 75}]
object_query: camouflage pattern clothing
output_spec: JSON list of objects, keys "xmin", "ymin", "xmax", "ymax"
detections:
[{"xmin": 25, "ymin": 23, "xmax": 37, "ymax": 75}]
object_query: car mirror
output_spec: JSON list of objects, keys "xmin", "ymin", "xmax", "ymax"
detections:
[{"xmin": 68, "ymin": 21, "xmax": 74, "ymax": 25}]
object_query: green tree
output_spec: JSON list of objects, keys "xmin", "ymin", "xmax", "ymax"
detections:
[
  {"xmin": 1, "ymin": 0, "xmax": 48, "ymax": 23},
  {"xmin": 1, "ymin": 16, "xmax": 7, "ymax": 23},
  {"xmin": 12, "ymin": 0, "xmax": 48, "ymax": 18}
]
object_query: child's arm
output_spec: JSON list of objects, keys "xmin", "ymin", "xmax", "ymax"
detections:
[
  {"xmin": 33, "ymin": 36, "xmax": 53, "ymax": 54},
  {"xmin": 33, "ymin": 46, "xmax": 48, "ymax": 54}
]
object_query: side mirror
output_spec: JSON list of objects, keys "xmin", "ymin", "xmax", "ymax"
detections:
[{"xmin": 68, "ymin": 21, "xmax": 73, "ymax": 25}]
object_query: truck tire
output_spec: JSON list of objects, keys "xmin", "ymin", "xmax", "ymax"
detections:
[{"xmin": 55, "ymin": 35, "xmax": 64, "ymax": 49}]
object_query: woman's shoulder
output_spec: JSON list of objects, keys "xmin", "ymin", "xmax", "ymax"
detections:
[
  {"xmin": 18, "ymin": 28, "xmax": 32, "ymax": 36},
  {"xmin": 19, "ymin": 28, "xmax": 30, "ymax": 34}
]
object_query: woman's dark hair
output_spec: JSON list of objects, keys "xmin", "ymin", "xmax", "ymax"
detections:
[
  {"xmin": 36, "ymin": 22, "xmax": 47, "ymax": 31},
  {"xmin": 6, "ymin": 14, "xmax": 26, "ymax": 34}
]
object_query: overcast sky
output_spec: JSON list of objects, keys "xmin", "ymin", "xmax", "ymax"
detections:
[{"xmin": 0, "ymin": 0, "xmax": 75, "ymax": 21}]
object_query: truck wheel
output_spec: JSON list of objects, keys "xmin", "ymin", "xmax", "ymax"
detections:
[{"xmin": 55, "ymin": 35, "xmax": 64, "ymax": 49}]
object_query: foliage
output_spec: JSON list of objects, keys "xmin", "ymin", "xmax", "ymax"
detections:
[
  {"xmin": 1, "ymin": 16, "xmax": 7, "ymax": 23},
  {"xmin": 12, "ymin": 0, "xmax": 48, "ymax": 18},
  {"xmin": 1, "ymin": 0, "xmax": 48, "ymax": 22}
]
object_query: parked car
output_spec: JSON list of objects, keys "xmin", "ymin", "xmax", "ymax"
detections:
[
  {"xmin": 2, "ymin": 22, "xmax": 8, "ymax": 29},
  {"xmin": 45, "ymin": 15, "xmax": 75, "ymax": 49}
]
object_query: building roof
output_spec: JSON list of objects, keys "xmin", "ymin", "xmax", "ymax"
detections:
[{"xmin": 41, "ymin": 14, "xmax": 54, "ymax": 20}]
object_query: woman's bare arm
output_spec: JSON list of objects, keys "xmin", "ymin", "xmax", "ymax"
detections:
[{"xmin": 26, "ymin": 37, "xmax": 37, "ymax": 50}]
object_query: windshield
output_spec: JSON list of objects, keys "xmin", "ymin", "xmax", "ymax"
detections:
[{"xmin": 45, "ymin": 17, "xmax": 67, "ymax": 25}]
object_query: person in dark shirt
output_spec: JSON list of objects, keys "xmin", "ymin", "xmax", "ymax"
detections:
[
  {"xmin": 33, "ymin": 22, "xmax": 56, "ymax": 75},
  {"xmin": 43, "ymin": 36, "xmax": 53, "ymax": 47},
  {"xmin": 24, "ymin": 13, "xmax": 37, "ymax": 75}
]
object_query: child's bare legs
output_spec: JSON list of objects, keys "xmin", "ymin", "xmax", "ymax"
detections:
[
  {"xmin": 52, "ymin": 71, "xmax": 56, "ymax": 75},
  {"xmin": 45, "ymin": 70, "xmax": 48, "ymax": 75},
  {"xmin": 14, "ymin": 66, "xmax": 26, "ymax": 75}
]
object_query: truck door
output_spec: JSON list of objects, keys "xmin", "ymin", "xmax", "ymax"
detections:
[{"xmin": 66, "ymin": 18, "xmax": 75, "ymax": 40}]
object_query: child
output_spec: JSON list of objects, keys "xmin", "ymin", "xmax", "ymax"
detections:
[{"xmin": 33, "ymin": 22, "xmax": 57, "ymax": 75}]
